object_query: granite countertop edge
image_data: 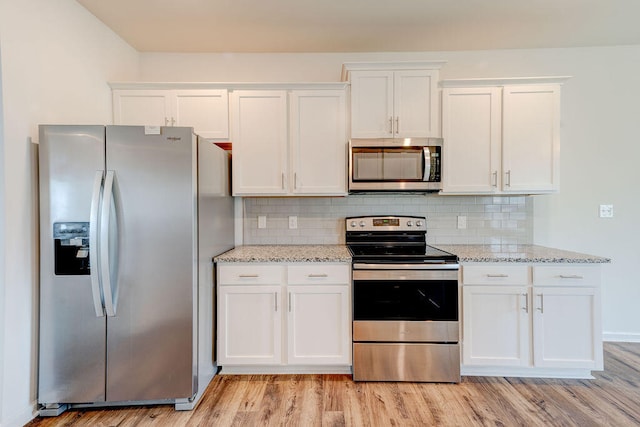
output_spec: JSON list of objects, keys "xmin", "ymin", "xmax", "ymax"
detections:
[
  {"xmin": 214, "ymin": 245, "xmax": 352, "ymax": 263},
  {"xmin": 433, "ymin": 244, "xmax": 611, "ymax": 264},
  {"xmin": 214, "ymin": 244, "xmax": 611, "ymax": 264}
]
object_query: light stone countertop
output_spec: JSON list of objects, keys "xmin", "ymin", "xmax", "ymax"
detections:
[
  {"xmin": 214, "ymin": 245, "xmax": 352, "ymax": 263},
  {"xmin": 433, "ymin": 244, "xmax": 611, "ymax": 264},
  {"xmin": 214, "ymin": 244, "xmax": 610, "ymax": 264}
]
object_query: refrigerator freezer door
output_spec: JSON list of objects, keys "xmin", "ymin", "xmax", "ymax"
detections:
[
  {"xmin": 38, "ymin": 125, "xmax": 107, "ymax": 404},
  {"xmin": 104, "ymin": 126, "xmax": 197, "ymax": 402}
]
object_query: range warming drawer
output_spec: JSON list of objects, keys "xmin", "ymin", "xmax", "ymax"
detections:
[{"xmin": 353, "ymin": 342, "xmax": 461, "ymax": 382}]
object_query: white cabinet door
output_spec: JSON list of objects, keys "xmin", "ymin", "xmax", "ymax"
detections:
[
  {"xmin": 532, "ymin": 286, "xmax": 602, "ymax": 369},
  {"xmin": 462, "ymin": 285, "xmax": 530, "ymax": 366},
  {"xmin": 173, "ymin": 90, "xmax": 229, "ymax": 139},
  {"xmin": 502, "ymin": 85, "xmax": 560, "ymax": 193},
  {"xmin": 441, "ymin": 82, "xmax": 561, "ymax": 195},
  {"xmin": 113, "ymin": 89, "xmax": 229, "ymax": 139},
  {"xmin": 289, "ymin": 90, "xmax": 347, "ymax": 195},
  {"xmin": 393, "ymin": 70, "xmax": 439, "ymax": 138},
  {"xmin": 350, "ymin": 71, "xmax": 394, "ymax": 138},
  {"xmin": 113, "ymin": 90, "xmax": 171, "ymax": 127},
  {"xmin": 231, "ymin": 91, "xmax": 288, "ymax": 195},
  {"xmin": 442, "ymin": 87, "xmax": 502, "ymax": 193},
  {"xmin": 217, "ymin": 285, "xmax": 282, "ymax": 365},
  {"xmin": 287, "ymin": 285, "xmax": 351, "ymax": 365},
  {"xmin": 350, "ymin": 70, "xmax": 438, "ymax": 138}
]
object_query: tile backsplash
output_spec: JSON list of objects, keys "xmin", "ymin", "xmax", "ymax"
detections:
[{"xmin": 242, "ymin": 195, "xmax": 533, "ymax": 245}]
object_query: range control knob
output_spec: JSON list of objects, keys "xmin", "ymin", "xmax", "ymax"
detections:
[
  {"xmin": 359, "ymin": 221, "xmax": 366, "ymax": 227},
  {"xmin": 350, "ymin": 221, "xmax": 357, "ymax": 228},
  {"xmin": 406, "ymin": 220, "xmax": 413, "ymax": 227},
  {"xmin": 416, "ymin": 220, "xmax": 424, "ymax": 227}
]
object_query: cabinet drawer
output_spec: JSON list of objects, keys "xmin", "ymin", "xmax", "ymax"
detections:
[
  {"xmin": 462, "ymin": 265, "xmax": 530, "ymax": 285},
  {"xmin": 218, "ymin": 265, "xmax": 284, "ymax": 285},
  {"xmin": 532, "ymin": 265, "xmax": 600, "ymax": 287},
  {"xmin": 287, "ymin": 264, "xmax": 350, "ymax": 285}
]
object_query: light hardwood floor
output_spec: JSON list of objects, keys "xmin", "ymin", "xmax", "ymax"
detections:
[{"xmin": 27, "ymin": 342, "xmax": 640, "ymax": 426}]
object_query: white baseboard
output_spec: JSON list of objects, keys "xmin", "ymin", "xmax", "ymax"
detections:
[{"xmin": 603, "ymin": 332, "xmax": 640, "ymax": 343}]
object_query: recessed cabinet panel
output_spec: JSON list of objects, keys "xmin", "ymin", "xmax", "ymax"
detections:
[
  {"xmin": 462, "ymin": 262, "xmax": 603, "ymax": 375},
  {"xmin": 463, "ymin": 285, "xmax": 529, "ymax": 366},
  {"xmin": 442, "ymin": 87, "xmax": 501, "ymax": 193},
  {"xmin": 441, "ymin": 81, "xmax": 563, "ymax": 195},
  {"xmin": 532, "ymin": 286, "xmax": 601, "ymax": 369},
  {"xmin": 112, "ymin": 88, "xmax": 229, "ymax": 138},
  {"xmin": 350, "ymin": 71, "xmax": 394, "ymax": 138},
  {"xmin": 113, "ymin": 90, "xmax": 171, "ymax": 127},
  {"xmin": 394, "ymin": 70, "xmax": 438, "ymax": 137},
  {"xmin": 290, "ymin": 90, "xmax": 347, "ymax": 195},
  {"xmin": 503, "ymin": 85, "xmax": 560, "ymax": 193},
  {"xmin": 349, "ymin": 69, "xmax": 439, "ymax": 138},
  {"xmin": 288, "ymin": 285, "xmax": 350, "ymax": 365},
  {"xmin": 231, "ymin": 91, "xmax": 288, "ymax": 195},
  {"xmin": 174, "ymin": 90, "xmax": 229, "ymax": 138},
  {"xmin": 217, "ymin": 263, "xmax": 351, "ymax": 370},
  {"xmin": 218, "ymin": 285, "xmax": 282, "ymax": 365}
]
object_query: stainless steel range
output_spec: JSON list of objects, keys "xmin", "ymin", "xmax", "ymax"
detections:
[{"xmin": 346, "ymin": 215, "xmax": 460, "ymax": 383}]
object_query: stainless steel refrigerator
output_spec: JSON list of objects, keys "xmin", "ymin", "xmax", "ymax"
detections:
[{"xmin": 38, "ymin": 125, "xmax": 234, "ymax": 415}]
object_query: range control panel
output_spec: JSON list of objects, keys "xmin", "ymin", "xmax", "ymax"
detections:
[{"xmin": 346, "ymin": 216, "xmax": 427, "ymax": 232}]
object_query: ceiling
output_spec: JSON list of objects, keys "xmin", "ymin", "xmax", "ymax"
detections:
[{"xmin": 76, "ymin": 0, "xmax": 640, "ymax": 53}]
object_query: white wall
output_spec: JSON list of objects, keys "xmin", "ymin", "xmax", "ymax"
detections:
[
  {"xmin": 0, "ymin": 1, "xmax": 139, "ymax": 426},
  {"xmin": 140, "ymin": 47, "xmax": 640, "ymax": 341}
]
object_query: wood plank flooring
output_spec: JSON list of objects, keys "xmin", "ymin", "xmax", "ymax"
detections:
[{"xmin": 26, "ymin": 342, "xmax": 640, "ymax": 426}]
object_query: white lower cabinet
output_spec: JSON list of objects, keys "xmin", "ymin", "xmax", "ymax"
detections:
[
  {"xmin": 462, "ymin": 264, "xmax": 603, "ymax": 378},
  {"xmin": 217, "ymin": 263, "xmax": 351, "ymax": 373},
  {"xmin": 218, "ymin": 285, "xmax": 282, "ymax": 365},
  {"xmin": 287, "ymin": 285, "xmax": 350, "ymax": 365},
  {"xmin": 463, "ymin": 285, "xmax": 530, "ymax": 367}
]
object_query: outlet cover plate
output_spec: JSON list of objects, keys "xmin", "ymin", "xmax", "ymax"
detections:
[{"xmin": 599, "ymin": 205, "xmax": 614, "ymax": 218}]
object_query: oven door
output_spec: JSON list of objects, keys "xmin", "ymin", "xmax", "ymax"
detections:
[{"xmin": 352, "ymin": 267, "xmax": 459, "ymax": 343}]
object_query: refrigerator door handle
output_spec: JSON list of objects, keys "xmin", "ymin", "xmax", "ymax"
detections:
[
  {"xmin": 101, "ymin": 170, "xmax": 118, "ymax": 317},
  {"xmin": 89, "ymin": 171, "xmax": 106, "ymax": 317}
]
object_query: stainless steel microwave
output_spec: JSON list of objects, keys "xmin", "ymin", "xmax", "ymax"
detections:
[{"xmin": 348, "ymin": 138, "xmax": 443, "ymax": 192}]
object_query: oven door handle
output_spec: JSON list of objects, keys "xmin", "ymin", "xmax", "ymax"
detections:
[{"xmin": 353, "ymin": 263, "xmax": 460, "ymax": 270}]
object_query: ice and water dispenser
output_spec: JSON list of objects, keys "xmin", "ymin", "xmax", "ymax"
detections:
[{"xmin": 53, "ymin": 222, "xmax": 90, "ymax": 275}]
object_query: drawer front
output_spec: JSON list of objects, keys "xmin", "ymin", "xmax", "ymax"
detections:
[
  {"xmin": 462, "ymin": 265, "xmax": 530, "ymax": 285},
  {"xmin": 532, "ymin": 265, "xmax": 600, "ymax": 287},
  {"xmin": 287, "ymin": 264, "xmax": 350, "ymax": 285},
  {"xmin": 218, "ymin": 264, "xmax": 284, "ymax": 285}
]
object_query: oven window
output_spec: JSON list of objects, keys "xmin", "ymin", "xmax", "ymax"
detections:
[{"xmin": 353, "ymin": 280, "xmax": 458, "ymax": 321}]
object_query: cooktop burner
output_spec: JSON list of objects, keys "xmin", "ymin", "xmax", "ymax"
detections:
[{"xmin": 346, "ymin": 215, "xmax": 458, "ymax": 264}]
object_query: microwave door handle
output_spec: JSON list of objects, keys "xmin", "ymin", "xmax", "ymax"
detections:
[{"xmin": 423, "ymin": 147, "xmax": 431, "ymax": 181}]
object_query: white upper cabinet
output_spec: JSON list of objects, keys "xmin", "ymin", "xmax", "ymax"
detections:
[
  {"xmin": 502, "ymin": 85, "xmax": 560, "ymax": 193},
  {"xmin": 112, "ymin": 85, "xmax": 229, "ymax": 139},
  {"xmin": 231, "ymin": 90, "xmax": 289, "ymax": 195},
  {"xmin": 441, "ymin": 77, "xmax": 568, "ymax": 195},
  {"xmin": 289, "ymin": 90, "xmax": 347, "ymax": 195},
  {"xmin": 441, "ymin": 87, "xmax": 502, "ymax": 193},
  {"xmin": 231, "ymin": 85, "xmax": 348, "ymax": 196},
  {"xmin": 343, "ymin": 62, "xmax": 444, "ymax": 138}
]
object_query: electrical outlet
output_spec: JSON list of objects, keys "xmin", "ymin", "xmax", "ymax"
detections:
[
  {"xmin": 599, "ymin": 205, "xmax": 614, "ymax": 218},
  {"xmin": 457, "ymin": 215, "xmax": 467, "ymax": 229},
  {"xmin": 258, "ymin": 215, "xmax": 267, "ymax": 229},
  {"xmin": 288, "ymin": 216, "xmax": 298, "ymax": 229}
]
